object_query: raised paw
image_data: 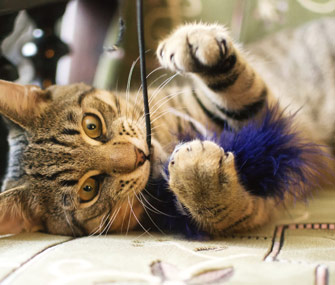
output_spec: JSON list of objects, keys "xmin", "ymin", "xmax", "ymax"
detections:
[{"xmin": 157, "ymin": 23, "xmax": 236, "ymax": 74}]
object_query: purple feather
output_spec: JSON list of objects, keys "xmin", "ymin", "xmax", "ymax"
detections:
[{"xmin": 189, "ymin": 104, "xmax": 331, "ymax": 199}]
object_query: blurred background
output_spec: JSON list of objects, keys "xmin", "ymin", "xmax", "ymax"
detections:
[
  {"xmin": 1, "ymin": 0, "xmax": 335, "ymax": 89},
  {"xmin": 0, "ymin": 0, "xmax": 334, "ymax": 183}
]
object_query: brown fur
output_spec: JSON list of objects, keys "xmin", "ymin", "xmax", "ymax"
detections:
[{"xmin": 0, "ymin": 19, "xmax": 334, "ymax": 236}]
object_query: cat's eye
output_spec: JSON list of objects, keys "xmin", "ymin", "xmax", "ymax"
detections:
[
  {"xmin": 82, "ymin": 114, "xmax": 102, "ymax": 138},
  {"xmin": 78, "ymin": 177, "xmax": 99, "ymax": 203}
]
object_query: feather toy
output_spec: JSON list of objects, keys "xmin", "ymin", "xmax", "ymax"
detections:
[{"xmin": 142, "ymin": 104, "xmax": 331, "ymax": 237}]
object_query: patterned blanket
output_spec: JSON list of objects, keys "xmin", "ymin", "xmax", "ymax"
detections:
[{"xmin": 0, "ymin": 189, "xmax": 334, "ymax": 284}]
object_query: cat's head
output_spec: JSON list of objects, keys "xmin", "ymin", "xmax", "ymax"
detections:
[{"xmin": 0, "ymin": 80, "xmax": 162, "ymax": 236}]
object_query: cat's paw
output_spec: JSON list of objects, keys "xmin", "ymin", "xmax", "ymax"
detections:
[
  {"xmin": 157, "ymin": 23, "xmax": 235, "ymax": 74},
  {"xmin": 168, "ymin": 140, "xmax": 234, "ymax": 203},
  {"xmin": 168, "ymin": 140, "xmax": 264, "ymax": 234}
]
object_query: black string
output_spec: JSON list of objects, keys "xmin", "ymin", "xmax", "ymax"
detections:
[{"xmin": 136, "ymin": 0, "xmax": 151, "ymax": 149}]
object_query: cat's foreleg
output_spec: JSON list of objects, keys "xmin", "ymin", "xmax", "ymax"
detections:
[
  {"xmin": 168, "ymin": 140, "xmax": 273, "ymax": 234},
  {"xmin": 157, "ymin": 23, "xmax": 274, "ymax": 129}
]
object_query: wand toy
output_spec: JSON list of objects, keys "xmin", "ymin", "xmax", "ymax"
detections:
[{"xmin": 136, "ymin": 0, "xmax": 151, "ymax": 150}]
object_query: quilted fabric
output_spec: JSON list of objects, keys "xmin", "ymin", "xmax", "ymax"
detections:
[{"xmin": 0, "ymin": 189, "xmax": 334, "ymax": 284}]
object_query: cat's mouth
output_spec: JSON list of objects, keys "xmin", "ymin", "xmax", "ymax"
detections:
[{"xmin": 126, "ymin": 136, "xmax": 167, "ymax": 184}]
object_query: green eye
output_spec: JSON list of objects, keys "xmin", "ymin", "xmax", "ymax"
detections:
[
  {"xmin": 78, "ymin": 177, "xmax": 99, "ymax": 202},
  {"xmin": 82, "ymin": 114, "xmax": 102, "ymax": 138}
]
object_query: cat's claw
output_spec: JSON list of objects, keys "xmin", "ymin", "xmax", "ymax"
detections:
[
  {"xmin": 168, "ymin": 140, "xmax": 234, "ymax": 184},
  {"xmin": 157, "ymin": 23, "xmax": 233, "ymax": 74}
]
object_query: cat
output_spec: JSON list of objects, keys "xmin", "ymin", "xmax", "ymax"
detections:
[{"xmin": 0, "ymin": 18, "xmax": 334, "ymax": 236}]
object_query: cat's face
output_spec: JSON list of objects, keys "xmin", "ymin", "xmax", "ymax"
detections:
[{"xmin": 0, "ymin": 81, "xmax": 163, "ymax": 236}]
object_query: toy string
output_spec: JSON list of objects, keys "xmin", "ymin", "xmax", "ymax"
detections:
[{"xmin": 136, "ymin": 0, "xmax": 151, "ymax": 150}]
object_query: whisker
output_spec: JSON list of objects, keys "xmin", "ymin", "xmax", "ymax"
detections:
[
  {"xmin": 131, "ymin": 70, "xmax": 167, "ymax": 122},
  {"xmin": 167, "ymin": 106, "xmax": 210, "ymax": 138},
  {"xmin": 89, "ymin": 210, "xmax": 111, "ymax": 236},
  {"xmin": 147, "ymin": 66, "xmax": 165, "ymax": 80},
  {"xmin": 148, "ymin": 73, "xmax": 179, "ymax": 105},
  {"xmin": 142, "ymin": 188, "xmax": 166, "ymax": 203},
  {"xmin": 149, "ymin": 124, "xmax": 166, "ymax": 133},
  {"xmin": 135, "ymin": 66, "xmax": 165, "ymax": 105},
  {"xmin": 147, "ymin": 73, "xmax": 168, "ymax": 90},
  {"xmin": 112, "ymin": 78, "xmax": 121, "ymax": 116},
  {"xmin": 126, "ymin": 56, "xmax": 141, "ymax": 119},
  {"xmin": 132, "ymin": 74, "xmax": 180, "ymax": 124},
  {"xmin": 137, "ymin": 191, "xmax": 162, "ymax": 216},
  {"xmin": 103, "ymin": 206, "xmax": 121, "ymax": 235},
  {"xmin": 137, "ymin": 93, "xmax": 187, "ymax": 126},
  {"xmin": 3, "ymin": 185, "xmax": 26, "ymax": 192},
  {"xmin": 134, "ymin": 193, "xmax": 166, "ymax": 235},
  {"xmin": 146, "ymin": 90, "xmax": 185, "ymax": 119},
  {"xmin": 139, "ymin": 109, "xmax": 170, "ymax": 125},
  {"xmin": 133, "ymin": 190, "xmax": 164, "ymax": 216},
  {"xmin": 89, "ymin": 216, "xmax": 106, "ymax": 237},
  {"xmin": 128, "ymin": 194, "xmax": 153, "ymax": 237},
  {"xmin": 127, "ymin": 49, "xmax": 152, "ymax": 121},
  {"xmin": 114, "ymin": 93, "xmax": 122, "ymax": 117},
  {"xmin": 120, "ymin": 201, "xmax": 130, "ymax": 234},
  {"xmin": 99, "ymin": 213, "xmax": 113, "ymax": 237},
  {"xmin": 140, "ymin": 109, "xmax": 174, "ymax": 126},
  {"xmin": 126, "ymin": 195, "xmax": 135, "ymax": 236},
  {"xmin": 138, "ymin": 191, "xmax": 177, "ymax": 217},
  {"xmin": 134, "ymin": 229, "xmax": 152, "ymax": 239}
]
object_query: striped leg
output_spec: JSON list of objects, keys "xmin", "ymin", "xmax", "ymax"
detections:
[
  {"xmin": 158, "ymin": 24, "xmax": 276, "ymax": 233},
  {"xmin": 157, "ymin": 23, "xmax": 274, "ymax": 130}
]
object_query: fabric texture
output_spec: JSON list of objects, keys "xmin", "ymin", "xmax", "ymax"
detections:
[{"xmin": 0, "ymin": 189, "xmax": 334, "ymax": 284}]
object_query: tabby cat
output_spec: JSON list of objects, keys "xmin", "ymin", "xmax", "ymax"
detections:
[{"xmin": 0, "ymin": 18, "xmax": 334, "ymax": 236}]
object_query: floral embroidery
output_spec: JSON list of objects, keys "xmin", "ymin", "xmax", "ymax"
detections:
[{"xmin": 150, "ymin": 260, "xmax": 234, "ymax": 284}]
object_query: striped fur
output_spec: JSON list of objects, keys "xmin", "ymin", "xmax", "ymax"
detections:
[{"xmin": 0, "ymin": 19, "xmax": 334, "ymax": 236}]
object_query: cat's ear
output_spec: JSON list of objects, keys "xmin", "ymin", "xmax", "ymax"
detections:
[
  {"xmin": 0, "ymin": 187, "xmax": 42, "ymax": 234},
  {"xmin": 0, "ymin": 80, "xmax": 51, "ymax": 129}
]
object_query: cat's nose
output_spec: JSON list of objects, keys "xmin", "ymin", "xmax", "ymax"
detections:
[
  {"xmin": 135, "ymin": 147, "xmax": 147, "ymax": 168},
  {"xmin": 100, "ymin": 143, "xmax": 148, "ymax": 173}
]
